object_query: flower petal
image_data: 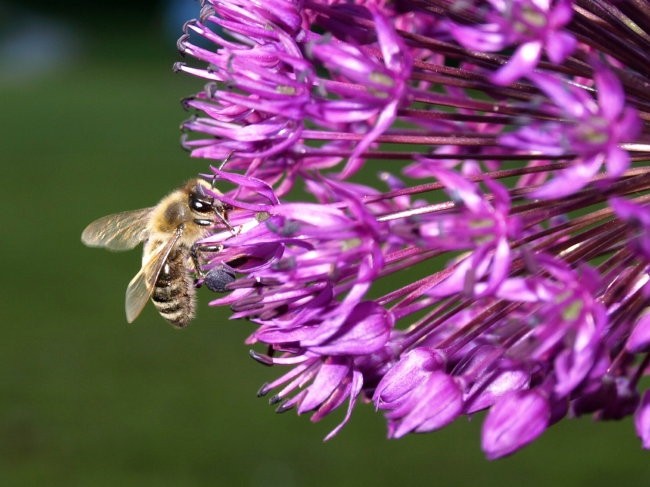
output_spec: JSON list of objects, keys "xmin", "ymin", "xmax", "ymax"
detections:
[{"xmin": 482, "ymin": 390, "xmax": 550, "ymax": 460}]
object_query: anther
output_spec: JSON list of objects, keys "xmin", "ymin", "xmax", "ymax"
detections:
[
  {"xmin": 275, "ymin": 402, "xmax": 294, "ymax": 414},
  {"xmin": 249, "ymin": 349, "xmax": 274, "ymax": 366},
  {"xmin": 200, "ymin": 5, "xmax": 216, "ymax": 22},
  {"xmin": 257, "ymin": 383, "xmax": 270, "ymax": 397},
  {"xmin": 182, "ymin": 19, "xmax": 195, "ymax": 35},
  {"xmin": 176, "ymin": 33, "xmax": 190, "ymax": 54}
]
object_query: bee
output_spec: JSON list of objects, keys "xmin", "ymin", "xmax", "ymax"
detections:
[{"xmin": 81, "ymin": 179, "xmax": 227, "ymax": 328}]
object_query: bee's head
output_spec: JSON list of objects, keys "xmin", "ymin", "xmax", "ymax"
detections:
[
  {"xmin": 185, "ymin": 180, "xmax": 212, "ymax": 226},
  {"xmin": 186, "ymin": 179, "xmax": 228, "ymax": 227}
]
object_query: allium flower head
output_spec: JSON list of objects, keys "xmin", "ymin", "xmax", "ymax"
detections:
[{"xmin": 174, "ymin": 0, "xmax": 650, "ymax": 459}]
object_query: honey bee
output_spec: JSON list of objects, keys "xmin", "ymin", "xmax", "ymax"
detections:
[{"xmin": 81, "ymin": 179, "xmax": 227, "ymax": 328}]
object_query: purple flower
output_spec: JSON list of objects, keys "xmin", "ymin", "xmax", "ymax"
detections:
[
  {"xmin": 373, "ymin": 348, "xmax": 463, "ymax": 438},
  {"xmin": 611, "ymin": 197, "xmax": 650, "ymax": 262},
  {"xmin": 635, "ymin": 391, "xmax": 650, "ymax": 449},
  {"xmin": 170, "ymin": 0, "xmax": 650, "ymax": 458},
  {"xmin": 482, "ymin": 389, "xmax": 551, "ymax": 460},
  {"xmin": 447, "ymin": 0, "xmax": 576, "ymax": 85},
  {"xmin": 627, "ymin": 309, "xmax": 650, "ymax": 354},
  {"xmin": 501, "ymin": 65, "xmax": 641, "ymax": 198}
]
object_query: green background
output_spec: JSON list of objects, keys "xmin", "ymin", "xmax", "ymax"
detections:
[{"xmin": 2, "ymin": 3, "xmax": 649, "ymax": 485}]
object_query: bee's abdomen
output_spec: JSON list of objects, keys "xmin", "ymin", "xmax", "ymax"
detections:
[{"xmin": 152, "ymin": 248, "xmax": 195, "ymax": 328}]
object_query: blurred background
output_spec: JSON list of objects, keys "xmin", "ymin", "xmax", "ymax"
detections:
[{"xmin": 1, "ymin": 1, "xmax": 649, "ymax": 485}]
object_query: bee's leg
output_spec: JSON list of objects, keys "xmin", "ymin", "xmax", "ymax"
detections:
[
  {"xmin": 191, "ymin": 243, "xmax": 223, "ymax": 279},
  {"xmin": 192, "ymin": 242, "xmax": 238, "ymax": 292},
  {"xmin": 190, "ymin": 245, "xmax": 203, "ymax": 278}
]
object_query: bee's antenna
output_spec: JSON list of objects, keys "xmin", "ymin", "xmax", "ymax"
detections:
[
  {"xmin": 210, "ymin": 151, "xmax": 237, "ymax": 234},
  {"xmin": 216, "ymin": 151, "xmax": 234, "ymax": 174},
  {"xmin": 213, "ymin": 208, "xmax": 235, "ymax": 233},
  {"xmin": 209, "ymin": 151, "xmax": 234, "ymax": 191}
]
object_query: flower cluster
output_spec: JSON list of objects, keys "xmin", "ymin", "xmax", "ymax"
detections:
[{"xmin": 174, "ymin": 0, "xmax": 650, "ymax": 459}]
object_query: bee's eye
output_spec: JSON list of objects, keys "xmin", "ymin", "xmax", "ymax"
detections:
[{"xmin": 189, "ymin": 194, "xmax": 212, "ymax": 213}]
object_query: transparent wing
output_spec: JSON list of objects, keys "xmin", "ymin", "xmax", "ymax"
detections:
[
  {"xmin": 124, "ymin": 228, "xmax": 183, "ymax": 323},
  {"xmin": 81, "ymin": 208, "xmax": 154, "ymax": 251}
]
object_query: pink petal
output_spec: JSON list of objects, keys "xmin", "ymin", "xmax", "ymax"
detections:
[
  {"xmin": 634, "ymin": 390, "xmax": 650, "ymax": 449},
  {"xmin": 482, "ymin": 389, "xmax": 550, "ymax": 460}
]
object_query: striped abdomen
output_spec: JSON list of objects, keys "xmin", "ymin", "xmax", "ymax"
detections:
[{"xmin": 152, "ymin": 246, "xmax": 195, "ymax": 328}]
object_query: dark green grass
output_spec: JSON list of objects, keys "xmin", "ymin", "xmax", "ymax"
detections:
[{"xmin": 1, "ymin": 29, "xmax": 649, "ymax": 487}]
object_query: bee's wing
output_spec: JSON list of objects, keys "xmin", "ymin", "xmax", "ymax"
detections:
[
  {"xmin": 81, "ymin": 208, "xmax": 154, "ymax": 251},
  {"xmin": 124, "ymin": 227, "xmax": 183, "ymax": 323}
]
